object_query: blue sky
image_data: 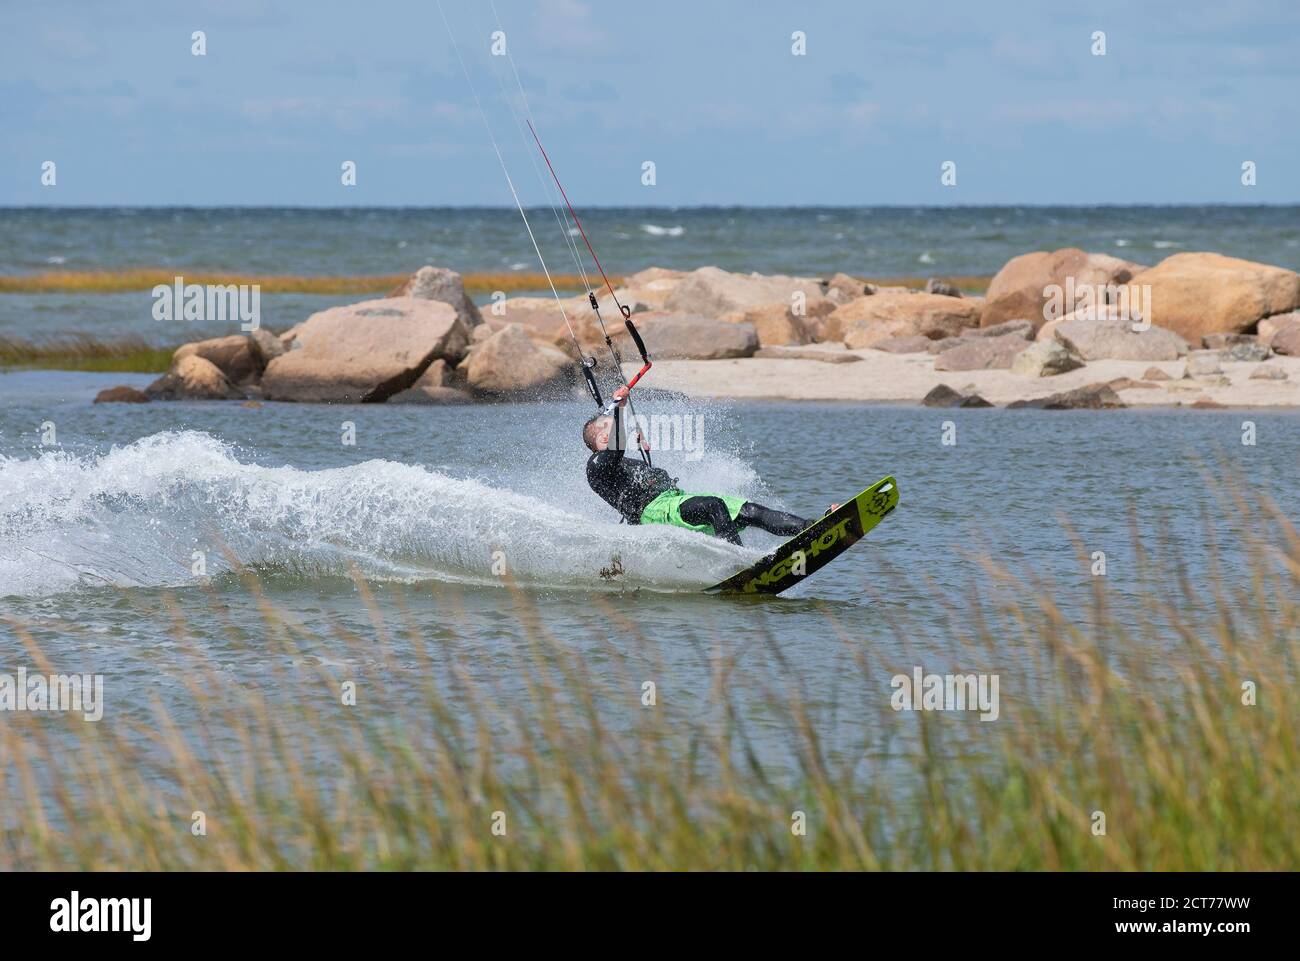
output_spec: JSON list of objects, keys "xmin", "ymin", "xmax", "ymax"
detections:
[{"xmin": 3, "ymin": 0, "xmax": 1299, "ymax": 206}]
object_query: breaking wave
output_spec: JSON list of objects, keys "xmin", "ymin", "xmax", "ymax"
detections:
[{"xmin": 0, "ymin": 432, "xmax": 760, "ymax": 599}]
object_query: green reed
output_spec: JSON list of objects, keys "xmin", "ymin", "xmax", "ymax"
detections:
[{"xmin": 1, "ymin": 486, "xmax": 1295, "ymax": 870}]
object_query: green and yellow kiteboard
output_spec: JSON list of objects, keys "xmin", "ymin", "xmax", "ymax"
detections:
[{"xmin": 705, "ymin": 475, "xmax": 899, "ymax": 596}]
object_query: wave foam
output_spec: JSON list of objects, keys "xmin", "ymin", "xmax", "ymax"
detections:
[{"xmin": 0, "ymin": 432, "xmax": 758, "ymax": 598}]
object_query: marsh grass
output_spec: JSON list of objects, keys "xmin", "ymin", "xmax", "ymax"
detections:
[
  {"xmin": 0, "ymin": 335, "xmax": 174, "ymax": 373},
  {"xmin": 0, "ymin": 270, "xmax": 597, "ymax": 296},
  {"xmin": 0, "ymin": 269, "xmax": 991, "ymax": 296},
  {"xmin": 0, "ymin": 491, "xmax": 1295, "ymax": 870}
]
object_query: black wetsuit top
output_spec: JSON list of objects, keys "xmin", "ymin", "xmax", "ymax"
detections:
[{"xmin": 586, "ymin": 411, "xmax": 677, "ymax": 523}]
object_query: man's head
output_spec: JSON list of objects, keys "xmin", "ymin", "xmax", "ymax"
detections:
[{"xmin": 583, "ymin": 413, "xmax": 614, "ymax": 451}]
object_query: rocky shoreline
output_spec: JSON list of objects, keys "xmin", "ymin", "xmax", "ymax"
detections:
[{"xmin": 96, "ymin": 249, "xmax": 1300, "ymax": 410}]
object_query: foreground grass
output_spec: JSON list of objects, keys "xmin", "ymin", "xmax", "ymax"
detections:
[
  {"xmin": 0, "ymin": 335, "xmax": 174, "ymax": 373},
  {"xmin": 1, "ymin": 490, "xmax": 1295, "ymax": 870}
]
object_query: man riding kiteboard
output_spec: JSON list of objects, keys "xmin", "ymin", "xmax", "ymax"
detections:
[{"xmin": 584, "ymin": 387, "xmax": 835, "ymax": 545}]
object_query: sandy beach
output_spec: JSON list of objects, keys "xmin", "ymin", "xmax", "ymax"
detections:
[{"xmin": 631, "ymin": 352, "xmax": 1300, "ymax": 407}]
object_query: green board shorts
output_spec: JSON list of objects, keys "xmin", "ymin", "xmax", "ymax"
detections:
[{"xmin": 640, "ymin": 490, "xmax": 748, "ymax": 536}]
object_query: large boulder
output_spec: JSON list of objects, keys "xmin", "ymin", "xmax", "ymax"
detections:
[
  {"xmin": 1053, "ymin": 318, "xmax": 1189, "ymax": 361},
  {"xmin": 146, "ymin": 354, "xmax": 245, "ymax": 400},
  {"xmin": 248, "ymin": 327, "xmax": 285, "ymax": 367},
  {"xmin": 1007, "ymin": 383, "xmax": 1126, "ymax": 410},
  {"xmin": 93, "ymin": 385, "xmax": 150, "ymax": 404},
  {"xmin": 833, "ymin": 292, "xmax": 981, "ymax": 348},
  {"xmin": 663, "ymin": 266, "xmax": 820, "ymax": 319},
  {"xmin": 388, "ymin": 362, "xmax": 474, "ymax": 404},
  {"xmin": 982, "ymin": 248, "xmax": 1147, "ymax": 331},
  {"xmin": 1011, "ymin": 340, "xmax": 1084, "ymax": 377},
  {"xmin": 734, "ymin": 303, "xmax": 816, "ymax": 346},
  {"xmin": 261, "ymin": 297, "xmax": 469, "ymax": 403},
  {"xmin": 933, "ymin": 333, "xmax": 1027, "ymax": 371},
  {"xmin": 1259, "ymin": 312, "xmax": 1300, "ymax": 355},
  {"xmin": 623, "ymin": 266, "xmax": 687, "ymax": 287},
  {"xmin": 174, "ymin": 335, "xmax": 262, "ymax": 385},
  {"xmin": 638, "ymin": 313, "xmax": 759, "ymax": 359},
  {"xmin": 1126, "ymin": 253, "xmax": 1300, "ymax": 343},
  {"xmin": 390, "ymin": 266, "xmax": 484, "ymax": 328},
  {"xmin": 821, "ymin": 272, "xmax": 872, "ymax": 303},
  {"xmin": 922, "ymin": 384, "xmax": 992, "ymax": 408},
  {"xmin": 465, "ymin": 324, "xmax": 572, "ymax": 394},
  {"xmin": 1258, "ymin": 311, "xmax": 1299, "ymax": 345},
  {"xmin": 930, "ymin": 319, "xmax": 1034, "ymax": 353}
]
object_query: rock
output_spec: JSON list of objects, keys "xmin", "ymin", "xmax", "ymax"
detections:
[
  {"xmin": 1203, "ymin": 332, "xmax": 1256, "ymax": 350},
  {"xmin": 1249, "ymin": 364, "xmax": 1288, "ymax": 381},
  {"xmin": 388, "ymin": 385, "xmax": 475, "ymax": 404},
  {"xmin": 623, "ymin": 266, "xmax": 687, "ymax": 287},
  {"xmin": 983, "ymin": 248, "xmax": 1147, "ymax": 331},
  {"xmin": 1053, "ymin": 318, "xmax": 1189, "ymax": 361},
  {"xmin": 1142, "ymin": 366, "xmax": 1173, "ymax": 381},
  {"xmin": 471, "ymin": 324, "xmax": 494, "ymax": 344},
  {"xmin": 146, "ymin": 354, "xmax": 245, "ymax": 400},
  {"xmin": 925, "ymin": 278, "xmax": 963, "ymax": 298},
  {"xmin": 1221, "ymin": 340, "xmax": 1271, "ymax": 363},
  {"xmin": 638, "ymin": 313, "xmax": 759, "ymax": 359},
  {"xmin": 1106, "ymin": 377, "xmax": 1159, "ymax": 391},
  {"xmin": 1125, "ymin": 253, "xmax": 1300, "ymax": 343},
  {"xmin": 93, "ymin": 385, "xmax": 150, "ymax": 404},
  {"xmin": 412, "ymin": 358, "xmax": 448, "ymax": 389},
  {"xmin": 1201, "ymin": 331, "xmax": 1271, "ymax": 362},
  {"xmin": 1268, "ymin": 316, "xmax": 1300, "ymax": 356},
  {"xmin": 872, "ymin": 335, "xmax": 933, "ymax": 354},
  {"xmin": 754, "ymin": 345, "xmax": 862, "ymax": 363},
  {"xmin": 174, "ymin": 335, "xmax": 261, "ymax": 385},
  {"xmin": 663, "ymin": 266, "xmax": 820, "ymax": 319},
  {"xmin": 833, "ymin": 291, "xmax": 981, "ymax": 348},
  {"xmin": 261, "ymin": 297, "xmax": 469, "ymax": 403},
  {"xmin": 1035, "ymin": 317, "xmax": 1065, "ymax": 343},
  {"xmin": 1257, "ymin": 311, "xmax": 1300, "ymax": 346},
  {"xmin": 735, "ymin": 303, "xmax": 814, "ymax": 346},
  {"xmin": 979, "ymin": 318, "xmax": 1035, "ymax": 339},
  {"xmin": 933, "ymin": 333, "xmax": 1028, "ymax": 371},
  {"xmin": 1007, "ymin": 383, "xmax": 1126, "ymax": 410},
  {"xmin": 465, "ymin": 324, "xmax": 572, "ymax": 394},
  {"xmin": 822, "ymin": 272, "xmax": 870, "ymax": 303},
  {"xmin": 279, "ymin": 323, "xmax": 304, "ymax": 348},
  {"xmin": 1190, "ymin": 397, "xmax": 1227, "ymax": 409},
  {"xmin": 1011, "ymin": 339, "xmax": 1085, "ymax": 377},
  {"xmin": 241, "ymin": 400, "xmax": 262, "ymax": 408},
  {"xmin": 248, "ymin": 328, "xmax": 285, "ymax": 366},
  {"xmin": 921, "ymin": 384, "xmax": 991, "ymax": 408},
  {"xmin": 1185, "ymin": 350, "xmax": 1223, "ymax": 378},
  {"xmin": 390, "ymin": 266, "xmax": 484, "ymax": 328}
]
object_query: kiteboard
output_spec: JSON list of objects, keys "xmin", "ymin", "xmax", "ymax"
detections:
[{"xmin": 705, "ymin": 475, "xmax": 899, "ymax": 596}]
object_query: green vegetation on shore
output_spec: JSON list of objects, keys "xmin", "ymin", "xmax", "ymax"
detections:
[
  {"xmin": 0, "ymin": 268, "xmax": 992, "ymax": 296},
  {"xmin": 0, "ymin": 269, "xmax": 596, "ymax": 295},
  {"xmin": 2, "ymin": 485, "xmax": 1294, "ymax": 871},
  {"xmin": 0, "ymin": 335, "xmax": 174, "ymax": 373}
]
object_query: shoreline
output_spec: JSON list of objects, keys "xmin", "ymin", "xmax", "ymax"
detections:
[
  {"xmin": 629, "ymin": 353, "xmax": 1300, "ymax": 408},
  {"xmin": 9, "ymin": 363, "xmax": 1300, "ymax": 411}
]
